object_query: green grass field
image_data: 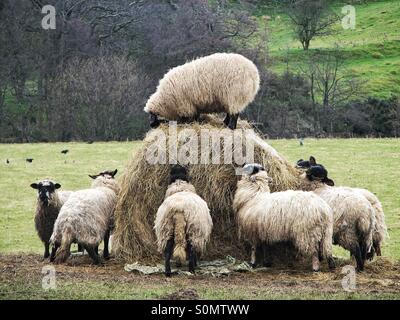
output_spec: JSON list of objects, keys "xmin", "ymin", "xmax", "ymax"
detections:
[
  {"xmin": 1, "ymin": 139, "xmax": 399, "ymax": 300},
  {"xmin": 1, "ymin": 138, "xmax": 399, "ymax": 258},
  {"xmin": 259, "ymin": 0, "xmax": 400, "ymax": 98}
]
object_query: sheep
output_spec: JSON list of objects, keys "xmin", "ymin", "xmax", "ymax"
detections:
[
  {"xmin": 296, "ymin": 156, "xmax": 317, "ymax": 169},
  {"xmin": 30, "ymin": 180, "xmax": 73, "ymax": 259},
  {"xmin": 50, "ymin": 169, "xmax": 119, "ymax": 264},
  {"xmin": 154, "ymin": 165, "xmax": 213, "ymax": 276},
  {"xmin": 342, "ymin": 187, "xmax": 387, "ymax": 259},
  {"xmin": 144, "ymin": 52, "xmax": 260, "ymax": 130},
  {"xmin": 233, "ymin": 163, "xmax": 335, "ymax": 272},
  {"xmin": 300, "ymin": 165, "xmax": 375, "ymax": 271},
  {"xmin": 297, "ymin": 156, "xmax": 388, "ymax": 259}
]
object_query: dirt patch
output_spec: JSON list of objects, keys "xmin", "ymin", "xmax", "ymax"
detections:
[
  {"xmin": 1, "ymin": 253, "xmax": 400, "ymax": 299},
  {"xmin": 161, "ymin": 288, "xmax": 200, "ymax": 300}
]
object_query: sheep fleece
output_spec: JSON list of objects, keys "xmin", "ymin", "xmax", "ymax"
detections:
[
  {"xmin": 154, "ymin": 180, "xmax": 213, "ymax": 255},
  {"xmin": 35, "ymin": 191, "xmax": 73, "ymax": 243},
  {"xmin": 144, "ymin": 53, "xmax": 260, "ymax": 119},
  {"xmin": 312, "ymin": 186, "xmax": 375, "ymax": 252},
  {"xmin": 51, "ymin": 178, "xmax": 119, "ymax": 246},
  {"xmin": 233, "ymin": 171, "xmax": 333, "ymax": 258}
]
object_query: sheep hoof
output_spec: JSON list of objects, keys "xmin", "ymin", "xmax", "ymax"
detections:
[
  {"xmin": 250, "ymin": 263, "xmax": 256, "ymax": 269},
  {"xmin": 312, "ymin": 268, "xmax": 320, "ymax": 273},
  {"xmin": 165, "ymin": 271, "xmax": 172, "ymax": 277}
]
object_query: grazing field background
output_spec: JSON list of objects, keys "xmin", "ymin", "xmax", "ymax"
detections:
[{"xmin": 0, "ymin": 138, "xmax": 399, "ymax": 260}]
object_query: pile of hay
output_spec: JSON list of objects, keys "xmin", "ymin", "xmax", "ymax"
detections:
[{"xmin": 113, "ymin": 116, "xmax": 301, "ymax": 263}]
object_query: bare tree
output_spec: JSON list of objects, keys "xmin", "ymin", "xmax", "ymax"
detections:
[
  {"xmin": 299, "ymin": 49, "xmax": 364, "ymax": 134},
  {"xmin": 285, "ymin": 0, "xmax": 338, "ymax": 50}
]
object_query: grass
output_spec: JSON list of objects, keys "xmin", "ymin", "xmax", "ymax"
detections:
[
  {"xmin": 259, "ymin": 0, "xmax": 400, "ymax": 98},
  {"xmin": 0, "ymin": 141, "xmax": 141, "ymax": 253},
  {"xmin": 0, "ymin": 139, "xmax": 399, "ymax": 299},
  {"xmin": 0, "ymin": 138, "xmax": 399, "ymax": 258}
]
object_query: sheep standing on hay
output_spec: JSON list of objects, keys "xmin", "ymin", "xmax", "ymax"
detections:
[
  {"xmin": 300, "ymin": 165, "xmax": 375, "ymax": 271},
  {"xmin": 297, "ymin": 156, "xmax": 388, "ymax": 259},
  {"xmin": 50, "ymin": 169, "xmax": 119, "ymax": 265},
  {"xmin": 233, "ymin": 163, "xmax": 335, "ymax": 272},
  {"xmin": 154, "ymin": 165, "xmax": 213, "ymax": 276},
  {"xmin": 144, "ymin": 53, "xmax": 260, "ymax": 130},
  {"xmin": 30, "ymin": 180, "xmax": 73, "ymax": 259}
]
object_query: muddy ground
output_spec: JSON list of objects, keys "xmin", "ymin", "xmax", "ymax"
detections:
[{"xmin": 1, "ymin": 253, "xmax": 400, "ymax": 300}]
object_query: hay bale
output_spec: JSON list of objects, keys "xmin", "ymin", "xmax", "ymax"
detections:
[{"xmin": 113, "ymin": 116, "xmax": 301, "ymax": 263}]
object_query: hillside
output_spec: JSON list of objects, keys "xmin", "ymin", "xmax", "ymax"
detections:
[{"xmin": 259, "ymin": 0, "xmax": 400, "ymax": 99}]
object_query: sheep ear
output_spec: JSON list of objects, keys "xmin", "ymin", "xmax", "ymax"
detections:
[
  {"xmin": 309, "ymin": 156, "xmax": 316, "ymax": 166},
  {"xmin": 89, "ymin": 174, "xmax": 98, "ymax": 179},
  {"xmin": 111, "ymin": 169, "xmax": 118, "ymax": 177},
  {"xmin": 55, "ymin": 183, "xmax": 61, "ymax": 189},
  {"xmin": 324, "ymin": 178, "xmax": 335, "ymax": 186},
  {"xmin": 30, "ymin": 183, "xmax": 38, "ymax": 189}
]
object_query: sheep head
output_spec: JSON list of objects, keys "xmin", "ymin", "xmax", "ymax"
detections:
[{"xmin": 30, "ymin": 179, "xmax": 61, "ymax": 206}]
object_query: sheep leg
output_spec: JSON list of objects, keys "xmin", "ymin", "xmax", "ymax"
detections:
[
  {"xmin": 250, "ymin": 244, "xmax": 257, "ymax": 268},
  {"xmin": 228, "ymin": 114, "xmax": 239, "ymax": 130},
  {"xmin": 312, "ymin": 253, "xmax": 320, "ymax": 272},
  {"xmin": 352, "ymin": 244, "xmax": 364, "ymax": 272},
  {"xmin": 103, "ymin": 229, "xmax": 110, "ymax": 260},
  {"xmin": 149, "ymin": 112, "xmax": 160, "ymax": 128},
  {"xmin": 84, "ymin": 245, "xmax": 101, "ymax": 265},
  {"xmin": 94, "ymin": 246, "xmax": 99, "ymax": 255},
  {"xmin": 193, "ymin": 251, "xmax": 198, "ymax": 267},
  {"xmin": 223, "ymin": 114, "xmax": 230, "ymax": 126},
  {"xmin": 374, "ymin": 242, "xmax": 382, "ymax": 256},
  {"xmin": 262, "ymin": 243, "xmax": 272, "ymax": 267},
  {"xmin": 50, "ymin": 243, "xmax": 59, "ymax": 262},
  {"xmin": 188, "ymin": 243, "xmax": 195, "ymax": 274},
  {"xmin": 327, "ymin": 256, "xmax": 336, "ymax": 270},
  {"xmin": 44, "ymin": 242, "xmax": 50, "ymax": 259},
  {"xmin": 164, "ymin": 239, "xmax": 174, "ymax": 277}
]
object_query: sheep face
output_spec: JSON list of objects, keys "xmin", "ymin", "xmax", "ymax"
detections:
[
  {"xmin": 306, "ymin": 165, "xmax": 335, "ymax": 186},
  {"xmin": 296, "ymin": 156, "xmax": 317, "ymax": 169},
  {"xmin": 30, "ymin": 180, "xmax": 61, "ymax": 206}
]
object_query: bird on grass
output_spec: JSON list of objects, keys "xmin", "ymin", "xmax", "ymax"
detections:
[
  {"xmin": 61, "ymin": 149, "xmax": 69, "ymax": 154},
  {"xmin": 26, "ymin": 158, "xmax": 33, "ymax": 163},
  {"xmin": 6, "ymin": 159, "xmax": 10, "ymax": 164}
]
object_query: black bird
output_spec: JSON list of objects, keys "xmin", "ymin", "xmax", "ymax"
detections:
[
  {"xmin": 26, "ymin": 158, "xmax": 33, "ymax": 163},
  {"xmin": 61, "ymin": 149, "xmax": 69, "ymax": 154},
  {"xmin": 6, "ymin": 159, "xmax": 10, "ymax": 164},
  {"xmin": 87, "ymin": 140, "xmax": 94, "ymax": 144}
]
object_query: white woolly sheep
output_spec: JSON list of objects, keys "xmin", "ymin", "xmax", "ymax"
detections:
[
  {"xmin": 154, "ymin": 165, "xmax": 213, "ymax": 276},
  {"xmin": 301, "ymin": 166, "xmax": 375, "ymax": 271},
  {"xmin": 343, "ymin": 187, "xmax": 387, "ymax": 259},
  {"xmin": 233, "ymin": 164, "xmax": 335, "ymax": 272},
  {"xmin": 144, "ymin": 52, "xmax": 260, "ymax": 129},
  {"xmin": 30, "ymin": 179, "xmax": 73, "ymax": 259},
  {"xmin": 297, "ymin": 156, "xmax": 388, "ymax": 259},
  {"xmin": 50, "ymin": 169, "xmax": 119, "ymax": 264}
]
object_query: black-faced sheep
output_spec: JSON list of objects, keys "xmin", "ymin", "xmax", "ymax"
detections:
[
  {"xmin": 298, "ymin": 156, "xmax": 387, "ymax": 260},
  {"xmin": 30, "ymin": 179, "xmax": 73, "ymax": 259},
  {"xmin": 233, "ymin": 164, "xmax": 335, "ymax": 272},
  {"xmin": 296, "ymin": 156, "xmax": 317, "ymax": 169},
  {"xmin": 144, "ymin": 53, "xmax": 260, "ymax": 130},
  {"xmin": 154, "ymin": 165, "xmax": 213, "ymax": 276},
  {"xmin": 50, "ymin": 169, "xmax": 119, "ymax": 264},
  {"xmin": 300, "ymin": 166, "xmax": 375, "ymax": 271}
]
